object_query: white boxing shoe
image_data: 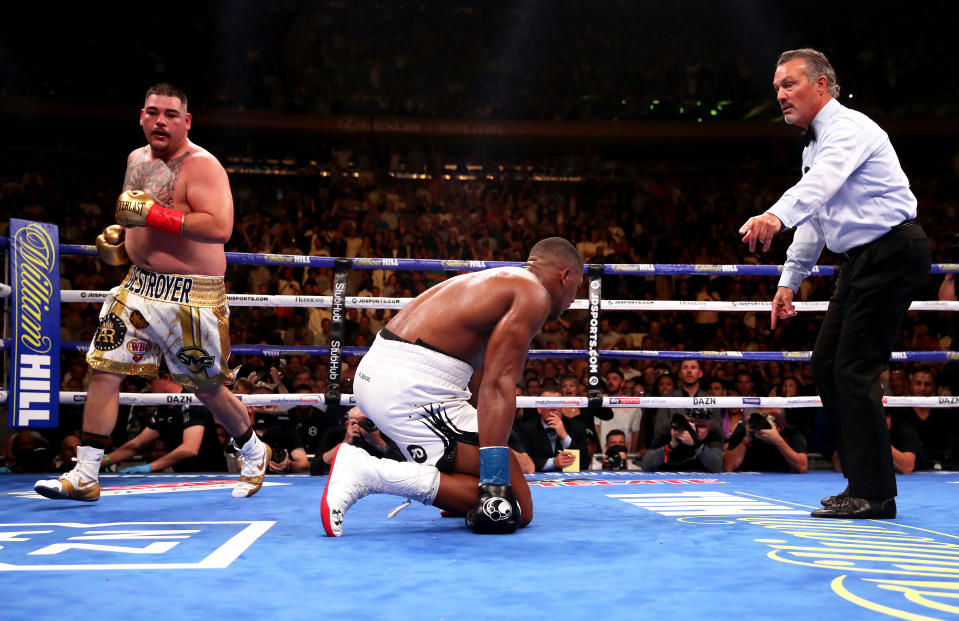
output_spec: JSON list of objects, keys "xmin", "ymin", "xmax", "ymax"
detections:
[
  {"xmin": 35, "ymin": 446, "xmax": 102, "ymax": 502},
  {"xmin": 34, "ymin": 468, "xmax": 100, "ymax": 502},
  {"xmin": 233, "ymin": 436, "xmax": 271, "ymax": 498},
  {"xmin": 321, "ymin": 443, "xmax": 374, "ymax": 537}
]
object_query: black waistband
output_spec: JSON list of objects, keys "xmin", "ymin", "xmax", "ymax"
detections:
[
  {"xmin": 842, "ymin": 219, "xmax": 919, "ymax": 260},
  {"xmin": 379, "ymin": 328, "xmax": 464, "ymax": 362}
]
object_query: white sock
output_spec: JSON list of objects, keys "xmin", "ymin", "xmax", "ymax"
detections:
[
  {"xmin": 369, "ymin": 457, "xmax": 441, "ymax": 506},
  {"xmin": 76, "ymin": 446, "xmax": 104, "ymax": 479}
]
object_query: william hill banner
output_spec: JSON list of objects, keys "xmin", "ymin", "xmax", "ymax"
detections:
[{"xmin": 8, "ymin": 219, "xmax": 60, "ymax": 428}]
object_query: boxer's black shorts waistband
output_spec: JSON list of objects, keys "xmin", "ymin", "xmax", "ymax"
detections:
[{"xmin": 379, "ymin": 328, "xmax": 464, "ymax": 362}]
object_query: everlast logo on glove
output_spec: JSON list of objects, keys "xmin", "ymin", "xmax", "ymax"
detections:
[{"xmin": 115, "ymin": 190, "xmax": 154, "ymax": 219}]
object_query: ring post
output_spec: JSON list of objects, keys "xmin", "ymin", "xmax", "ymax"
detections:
[
  {"xmin": 586, "ymin": 264, "xmax": 604, "ymax": 407},
  {"xmin": 325, "ymin": 257, "xmax": 351, "ymax": 407}
]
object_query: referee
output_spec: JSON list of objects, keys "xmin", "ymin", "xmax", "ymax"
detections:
[{"xmin": 739, "ymin": 48, "xmax": 931, "ymax": 519}]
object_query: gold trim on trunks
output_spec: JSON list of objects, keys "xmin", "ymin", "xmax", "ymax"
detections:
[{"xmin": 85, "ymin": 355, "xmax": 159, "ymax": 379}]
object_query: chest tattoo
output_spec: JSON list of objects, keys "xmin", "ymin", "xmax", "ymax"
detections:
[{"xmin": 123, "ymin": 151, "xmax": 190, "ymax": 207}]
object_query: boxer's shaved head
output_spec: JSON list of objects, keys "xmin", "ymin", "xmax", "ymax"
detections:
[{"xmin": 528, "ymin": 237, "xmax": 583, "ymax": 275}]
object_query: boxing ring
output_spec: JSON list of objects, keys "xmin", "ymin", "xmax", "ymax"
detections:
[{"xmin": 2, "ymin": 221, "xmax": 959, "ymax": 620}]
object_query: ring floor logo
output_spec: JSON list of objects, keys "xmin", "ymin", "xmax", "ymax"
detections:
[
  {"xmin": 613, "ymin": 490, "xmax": 959, "ymax": 619},
  {"xmin": 0, "ymin": 521, "xmax": 275, "ymax": 570}
]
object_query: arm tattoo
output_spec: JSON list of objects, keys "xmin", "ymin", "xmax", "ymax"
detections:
[{"xmin": 122, "ymin": 151, "xmax": 190, "ymax": 207}]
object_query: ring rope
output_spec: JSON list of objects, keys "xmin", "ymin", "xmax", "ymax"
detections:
[
  {"xmin": 57, "ymin": 290, "xmax": 959, "ymax": 312},
  {"xmin": 15, "ymin": 239, "xmax": 951, "ymax": 426},
  {"xmin": 18, "ymin": 392, "xmax": 959, "ymax": 409},
  {"xmin": 37, "ymin": 341, "xmax": 958, "ymax": 363},
  {"xmin": 55, "ymin": 243, "xmax": 959, "ymax": 275}
]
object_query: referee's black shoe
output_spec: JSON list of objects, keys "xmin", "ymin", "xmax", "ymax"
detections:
[
  {"xmin": 820, "ymin": 486, "xmax": 850, "ymax": 508},
  {"xmin": 811, "ymin": 496, "xmax": 896, "ymax": 519}
]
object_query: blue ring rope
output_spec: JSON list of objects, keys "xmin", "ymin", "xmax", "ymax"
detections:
[
  {"xmin": 50, "ymin": 341, "xmax": 956, "ymax": 363},
  {"xmin": 56, "ymin": 244, "xmax": 959, "ymax": 275}
]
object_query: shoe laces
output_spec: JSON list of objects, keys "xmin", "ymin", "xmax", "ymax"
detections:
[{"xmin": 387, "ymin": 499, "xmax": 411, "ymax": 519}]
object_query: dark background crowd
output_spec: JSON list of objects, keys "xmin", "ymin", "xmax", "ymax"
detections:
[{"xmin": 1, "ymin": 0, "xmax": 957, "ymax": 473}]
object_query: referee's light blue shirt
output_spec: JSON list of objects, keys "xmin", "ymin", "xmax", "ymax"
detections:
[{"xmin": 767, "ymin": 98, "xmax": 917, "ymax": 292}]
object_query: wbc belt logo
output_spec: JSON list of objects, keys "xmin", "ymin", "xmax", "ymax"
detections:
[{"xmin": 125, "ymin": 339, "xmax": 152, "ymax": 362}]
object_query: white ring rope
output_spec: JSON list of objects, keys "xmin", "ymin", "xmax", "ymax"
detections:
[
  {"xmin": 58, "ymin": 290, "xmax": 959, "ymax": 312},
  {"xmin": 27, "ymin": 392, "xmax": 959, "ymax": 409}
]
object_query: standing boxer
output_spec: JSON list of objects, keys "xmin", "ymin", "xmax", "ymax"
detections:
[
  {"xmin": 35, "ymin": 83, "xmax": 270, "ymax": 501},
  {"xmin": 321, "ymin": 237, "xmax": 583, "ymax": 535},
  {"xmin": 739, "ymin": 49, "xmax": 931, "ymax": 518}
]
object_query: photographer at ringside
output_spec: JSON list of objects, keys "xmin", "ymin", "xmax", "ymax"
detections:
[
  {"xmin": 723, "ymin": 407, "xmax": 808, "ymax": 473},
  {"xmin": 642, "ymin": 409, "xmax": 723, "ymax": 473},
  {"xmin": 247, "ymin": 381, "xmax": 310, "ymax": 474},
  {"xmin": 590, "ymin": 429, "xmax": 641, "ymax": 471},
  {"xmin": 311, "ymin": 406, "xmax": 404, "ymax": 476},
  {"xmin": 104, "ymin": 372, "xmax": 226, "ymax": 473}
]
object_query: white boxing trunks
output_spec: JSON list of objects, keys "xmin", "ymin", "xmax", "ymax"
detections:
[
  {"xmin": 354, "ymin": 330, "xmax": 478, "ymax": 471},
  {"xmin": 86, "ymin": 265, "xmax": 236, "ymax": 388}
]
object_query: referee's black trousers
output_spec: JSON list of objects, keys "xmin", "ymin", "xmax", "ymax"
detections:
[{"xmin": 810, "ymin": 223, "xmax": 930, "ymax": 499}]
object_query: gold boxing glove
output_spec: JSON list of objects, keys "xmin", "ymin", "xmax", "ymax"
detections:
[
  {"xmin": 115, "ymin": 189, "xmax": 184, "ymax": 236},
  {"xmin": 95, "ymin": 224, "xmax": 130, "ymax": 266}
]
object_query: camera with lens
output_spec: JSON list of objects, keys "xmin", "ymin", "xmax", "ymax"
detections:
[
  {"xmin": 271, "ymin": 447, "xmax": 288, "ymax": 464},
  {"xmin": 603, "ymin": 445, "xmax": 628, "ymax": 471},
  {"xmin": 358, "ymin": 418, "xmax": 378, "ymax": 433},
  {"xmin": 671, "ymin": 412, "xmax": 695, "ymax": 435},
  {"xmin": 747, "ymin": 412, "xmax": 776, "ymax": 431}
]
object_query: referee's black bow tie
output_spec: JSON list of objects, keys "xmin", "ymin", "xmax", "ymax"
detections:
[{"xmin": 803, "ymin": 126, "xmax": 816, "ymax": 146}]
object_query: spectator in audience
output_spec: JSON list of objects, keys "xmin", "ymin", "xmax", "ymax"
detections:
[
  {"xmin": 886, "ymin": 366, "xmax": 909, "ymax": 397},
  {"xmin": 885, "ymin": 410, "xmax": 926, "ymax": 474},
  {"xmin": 104, "ymin": 373, "xmax": 227, "ymax": 473},
  {"xmin": 311, "ymin": 406, "xmax": 404, "ymax": 476},
  {"xmin": 590, "ymin": 429, "xmax": 638, "ymax": 471},
  {"xmin": 891, "ymin": 367, "xmax": 959, "ymax": 468},
  {"xmin": 723, "ymin": 407, "xmax": 808, "ymax": 473},
  {"xmin": 2, "ymin": 431, "xmax": 50, "ymax": 473},
  {"xmin": 514, "ymin": 388, "xmax": 589, "ymax": 472},
  {"xmin": 642, "ymin": 409, "xmax": 723, "ymax": 473},
  {"xmin": 51, "ymin": 435, "xmax": 81, "ymax": 473},
  {"xmin": 734, "ymin": 370, "xmax": 762, "ymax": 420},
  {"xmin": 290, "ymin": 384, "xmax": 333, "ymax": 457},
  {"xmin": 706, "ymin": 377, "xmax": 741, "ymax": 442},
  {"xmin": 247, "ymin": 383, "xmax": 310, "ymax": 474},
  {"xmin": 777, "ymin": 376, "xmax": 816, "ymax": 439},
  {"xmin": 655, "ymin": 359, "xmax": 710, "ymax": 441},
  {"xmin": 558, "ymin": 374, "xmax": 612, "ymax": 463},
  {"xmin": 597, "ymin": 369, "xmax": 643, "ymax": 454}
]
